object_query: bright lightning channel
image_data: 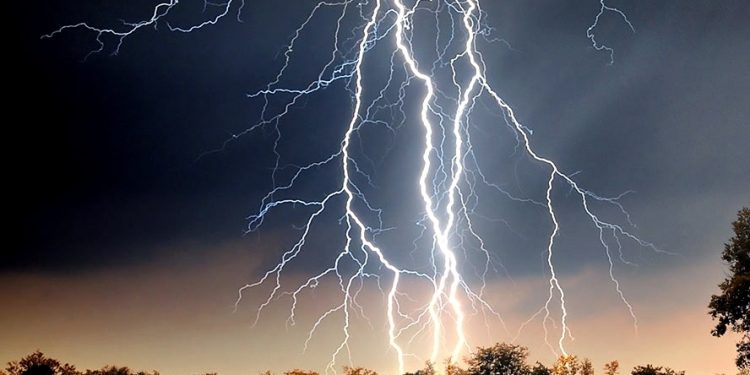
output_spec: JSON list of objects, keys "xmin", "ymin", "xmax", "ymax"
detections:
[{"xmin": 43, "ymin": 1, "xmax": 666, "ymax": 373}]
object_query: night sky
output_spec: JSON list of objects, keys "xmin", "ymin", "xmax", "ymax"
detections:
[{"xmin": 4, "ymin": 1, "xmax": 750, "ymax": 374}]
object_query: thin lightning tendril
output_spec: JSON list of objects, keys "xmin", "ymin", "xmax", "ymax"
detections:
[{"xmin": 45, "ymin": 0, "xmax": 663, "ymax": 373}]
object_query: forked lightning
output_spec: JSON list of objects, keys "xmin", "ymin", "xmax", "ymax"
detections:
[{"xmin": 44, "ymin": 1, "xmax": 664, "ymax": 373}]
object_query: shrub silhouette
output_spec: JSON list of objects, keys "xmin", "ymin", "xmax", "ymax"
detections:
[{"xmin": 630, "ymin": 365, "xmax": 684, "ymax": 375}]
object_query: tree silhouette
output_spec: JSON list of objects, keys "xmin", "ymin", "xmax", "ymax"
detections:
[
  {"xmin": 403, "ymin": 362, "xmax": 435, "ymax": 375},
  {"xmin": 85, "ymin": 366, "xmax": 159, "ymax": 375},
  {"xmin": 552, "ymin": 356, "xmax": 580, "ymax": 375},
  {"xmin": 84, "ymin": 367, "xmax": 131, "ymax": 375},
  {"xmin": 1, "ymin": 347, "xmax": 712, "ymax": 375},
  {"xmin": 531, "ymin": 363, "xmax": 551, "ymax": 375},
  {"xmin": 342, "ymin": 367, "xmax": 377, "ymax": 375},
  {"xmin": 444, "ymin": 359, "xmax": 466, "ymax": 375},
  {"xmin": 465, "ymin": 343, "xmax": 531, "ymax": 375},
  {"xmin": 603, "ymin": 361, "xmax": 620, "ymax": 375},
  {"xmin": 5, "ymin": 352, "xmax": 77, "ymax": 375},
  {"xmin": 710, "ymin": 207, "xmax": 750, "ymax": 368},
  {"xmin": 580, "ymin": 359, "xmax": 593, "ymax": 375},
  {"xmin": 283, "ymin": 370, "xmax": 318, "ymax": 375},
  {"xmin": 630, "ymin": 365, "xmax": 684, "ymax": 375}
]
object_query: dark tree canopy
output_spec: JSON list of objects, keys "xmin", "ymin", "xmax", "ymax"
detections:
[
  {"xmin": 403, "ymin": 362, "xmax": 435, "ymax": 375},
  {"xmin": 630, "ymin": 365, "xmax": 684, "ymax": 375},
  {"xmin": 465, "ymin": 343, "xmax": 530, "ymax": 375},
  {"xmin": 604, "ymin": 361, "xmax": 620, "ymax": 375},
  {"xmin": 21, "ymin": 365, "xmax": 54, "ymax": 375},
  {"xmin": 580, "ymin": 359, "xmax": 594, "ymax": 375},
  {"xmin": 3, "ymin": 352, "xmax": 160, "ymax": 375},
  {"xmin": 282, "ymin": 371, "xmax": 319, "ymax": 375},
  {"xmin": 4, "ymin": 351, "xmax": 77, "ymax": 375},
  {"xmin": 342, "ymin": 367, "xmax": 378, "ymax": 375},
  {"xmin": 709, "ymin": 207, "xmax": 750, "ymax": 368},
  {"xmin": 530, "ymin": 362, "xmax": 551, "ymax": 375},
  {"xmin": 551, "ymin": 355, "xmax": 592, "ymax": 375},
  {"xmin": 84, "ymin": 366, "xmax": 158, "ymax": 375}
]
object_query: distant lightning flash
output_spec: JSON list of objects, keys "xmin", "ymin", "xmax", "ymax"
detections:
[{"xmin": 45, "ymin": 1, "xmax": 665, "ymax": 373}]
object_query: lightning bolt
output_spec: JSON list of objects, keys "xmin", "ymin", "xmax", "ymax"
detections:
[{"xmin": 44, "ymin": 0, "xmax": 665, "ymax": 373}]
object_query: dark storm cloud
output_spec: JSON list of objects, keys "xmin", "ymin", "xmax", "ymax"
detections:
[
  {"xmin": 6, "ymin": 0, "xmax": 749, "ymax": 276},
  {"xmin": 477, "ymin": 0, "xmax": 750, "ymax": 267},
  {"xmin": 7, "ymin": 1, "xmax": 342, "ymax": 272}
]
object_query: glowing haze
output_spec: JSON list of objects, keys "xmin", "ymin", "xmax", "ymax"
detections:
[{"xmin": 5, "ymin": 1, "xmax": 747, "ymax": 374}]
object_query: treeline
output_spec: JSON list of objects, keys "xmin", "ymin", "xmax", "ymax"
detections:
[
  {"xmin": 398, "ymin": 343, "xmax": 684, "ymax": 375},
  {"xmin": 5, "ymin": 345, "xmax": 745, "ymax": 375},
  {"xmin": 1, "ymin": 351, "xmax": 157, "ymax": 375}
]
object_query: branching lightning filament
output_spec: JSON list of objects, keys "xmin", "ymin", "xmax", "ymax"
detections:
[{"xmin": 44, "ymin": 1, "xmax": 667, "ymax": 373}]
